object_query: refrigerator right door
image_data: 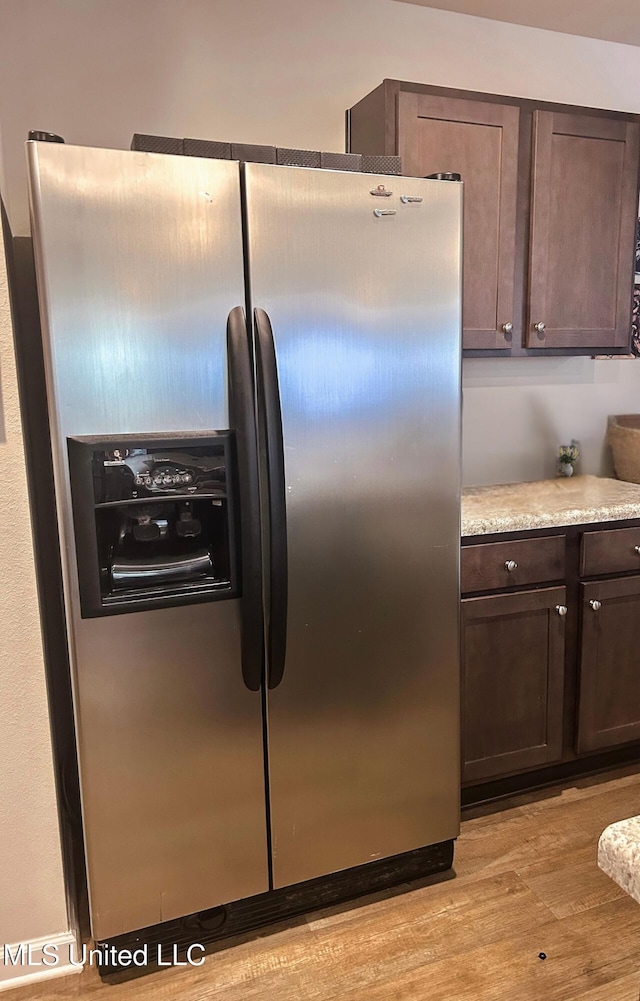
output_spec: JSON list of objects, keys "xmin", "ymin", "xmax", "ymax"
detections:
[{"xmin": 245, "ymin": 164, "xmax": 462, "ymax": 888}]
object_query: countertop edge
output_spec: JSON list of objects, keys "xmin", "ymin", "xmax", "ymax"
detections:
[
  {"xmin": 461, "ymin": 477, "xmax": 640, "ymax": 538},
  {"xmin": 462, "ymin": 505, "xmax": 640, "ymax": 538}
]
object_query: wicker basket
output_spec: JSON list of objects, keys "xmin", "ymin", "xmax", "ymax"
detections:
[{"xmin": 608, "ymin": 415, "xmax": 640, "ymax": 483}]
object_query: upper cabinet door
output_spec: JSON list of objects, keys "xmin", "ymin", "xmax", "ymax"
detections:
[
  {"xmin": 398, "ymin": 92, "xmax": 519, "ymax": 350},
  {"xmin": 528, "ymin": 111, "xmax": 640, "ymax": 350}
]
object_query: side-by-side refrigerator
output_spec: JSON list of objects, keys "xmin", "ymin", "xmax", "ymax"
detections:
[{"xmin": 27, "ymin": 140, "xmax": 462, "ymax": 943}]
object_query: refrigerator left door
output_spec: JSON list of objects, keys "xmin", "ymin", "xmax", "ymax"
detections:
[{"xmin": 27, "ymin": 142, "xmax": 269, "ymax": 940}]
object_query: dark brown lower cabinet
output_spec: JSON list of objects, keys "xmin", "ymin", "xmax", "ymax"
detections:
[
  {"xmin": 577, "ymin": 577, "xmax": 640, "ymax": 752},
  {"xmin": 462, "ymin": 587, "xmax": 566, "ymax": 783}
]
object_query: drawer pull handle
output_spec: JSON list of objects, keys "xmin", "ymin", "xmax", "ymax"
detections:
[
  {"xmin": 589, "ymin": 599, "xmax": 602, "ymax": 611},
  {"xmin": 556, "ymin": 605, "xmax": 568, "ymax": 617},
  {"xmin": 504, "ymin": 560, "xmax": 518, "ymax": 572}
]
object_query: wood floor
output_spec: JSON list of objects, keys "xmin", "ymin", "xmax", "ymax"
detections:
[{"xmin": 8, "ymin": 767, "xmax": 640, "ymax": 1000}]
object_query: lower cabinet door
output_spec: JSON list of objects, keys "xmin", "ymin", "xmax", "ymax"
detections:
[
  {"xmin": 462, "ymin": 587, "xmax": 566, "ymax": 783},
  {"xmin": 577, "ymin": 577, "xmax": 640, "ymax": 752}
]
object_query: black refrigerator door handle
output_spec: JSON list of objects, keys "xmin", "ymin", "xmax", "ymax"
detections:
[
  {"xmin": 254, "ymin": 307, "xmax": 288, "ymax": 690},
  {"xmin": 227, "ymin": 306, "xmax": 264, "ymax": 692}
]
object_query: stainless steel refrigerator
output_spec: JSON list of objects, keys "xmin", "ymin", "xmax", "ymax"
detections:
[{"xmin": 27, "ymin": 140, "xmax": 462, "ymax": 943}]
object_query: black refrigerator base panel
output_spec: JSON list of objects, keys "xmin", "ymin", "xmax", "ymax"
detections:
[{"xmin": 96, "ymin": 839, "xmax": 455, "ymax": 979}]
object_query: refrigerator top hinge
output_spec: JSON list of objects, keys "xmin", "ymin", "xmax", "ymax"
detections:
[
  {"xmin": 28, "ymin": 130, "xmax": 65, "ymax": 143},
  {"xmin": 424, "ymin": 172, "xmax": 462, "ymax": 182}
]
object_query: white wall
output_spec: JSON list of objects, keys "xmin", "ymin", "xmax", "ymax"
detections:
[
  {"xmin": 2, "ymin": 0, "xmax": 640, "ymax": 485},
  {"xmin": 462, "ymin": 355, "xmax": 640, "ymax": 484},
  {"xmin": 0, "ymin": 213, "xmax": 73, "ymax": 985}
]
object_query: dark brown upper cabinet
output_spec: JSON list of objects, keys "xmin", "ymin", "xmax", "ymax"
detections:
[
  {"xmin": 348, "ymin": 80, "xmax": 640, "ymax": 357},
  {"xmin": 528, "ymin": 112, "xmax": 639, "ymax": 350},
  {"xmin": 396, "ymin": 93, "xmax": 519, "ymax": 350}
]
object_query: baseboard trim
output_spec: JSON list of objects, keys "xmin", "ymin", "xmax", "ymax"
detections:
[{"xmin": 0, "ymin": 930, "xmax": 82, "ymax": 992}]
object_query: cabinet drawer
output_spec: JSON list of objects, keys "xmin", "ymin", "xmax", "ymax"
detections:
[
  {"xmin": 581, "ymin": 527, "xmax": 640, "ymax": 577},
  {"xmin": 461, "ymin": 535, "xmax": 566, "ymax": 594}
]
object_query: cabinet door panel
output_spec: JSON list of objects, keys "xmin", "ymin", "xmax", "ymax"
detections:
[
  {"xmin": 528, "ymin": 111, "xmax": 639, "ymax": 350},
  {"xmin": 462, "ymin": 587, "xmax": 565, "ymax": 783},
  {"xmin": 577, "ymin": 578, "xmax": 640, "ymax": 752},
  {"xmin": 398, "ymin": 93, "xmax": 519, "ymax": 350}
]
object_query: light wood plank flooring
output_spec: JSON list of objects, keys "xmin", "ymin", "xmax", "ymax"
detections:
[{"xmin": 7, "ymin": 767, "xmax": 640, "ymax": 1000}]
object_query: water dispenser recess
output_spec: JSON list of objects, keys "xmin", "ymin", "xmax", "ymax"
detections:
[{"xmin": 67, "ymin": 432, "xmax": 238, "ymax": 617}]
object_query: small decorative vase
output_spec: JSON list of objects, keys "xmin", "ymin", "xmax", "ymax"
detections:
[{"xmin": 558, "ymin": 440, "xmax": 579, "ymax": 478}]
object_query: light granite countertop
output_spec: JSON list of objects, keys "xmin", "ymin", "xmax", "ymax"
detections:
[
  {"xmin": 599, "ymin": 818, "xmax": 640, "ymax": 905},
  {"xmin": 462, "ymin": 475, "xmax": 640, "ymax": 537}
]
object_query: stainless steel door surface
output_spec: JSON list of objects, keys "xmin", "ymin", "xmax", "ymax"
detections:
[
  {"xmin": 245, "ymin": 164, "xmax": 462, "ymax": 888},
  {"xmin": 27, "ymin": 143, "xmax": 269, "ymax": 938}
]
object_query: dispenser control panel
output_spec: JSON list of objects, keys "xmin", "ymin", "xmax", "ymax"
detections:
[{"xmin": 95, "ymin": 447, "xmax": 227, "ymax": 503}]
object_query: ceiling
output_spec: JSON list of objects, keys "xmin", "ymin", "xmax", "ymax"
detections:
[{"xmin": 397, "ymin": 0, "xmax": 640, "ymax": 46}]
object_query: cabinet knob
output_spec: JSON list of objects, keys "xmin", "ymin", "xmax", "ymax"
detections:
[
  {"xmin": 589, "ymin": 599, "xmax": 602, "ymax": 611},
  {"xmin": 504, "ymin": 560, "xmax": 518, "ymax": 572},
  {"xmin": 635, "ymin": 546, "xmax": 640, "ymax": 555},
  {"xmin": 555, "ymin": 605, "xmax": 568, "ymax": 617},
  {"xmin": 502, "ymin": 322, "xmax": 513, "ymax": 335},
  {"xmin": 534, "ymin": 321, "xmax": 546, "ymax": 334}
]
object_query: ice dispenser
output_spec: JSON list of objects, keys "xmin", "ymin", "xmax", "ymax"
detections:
[{"xmin": 67, "ymin": 432, "xmax": 237, "ymax": 617}]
